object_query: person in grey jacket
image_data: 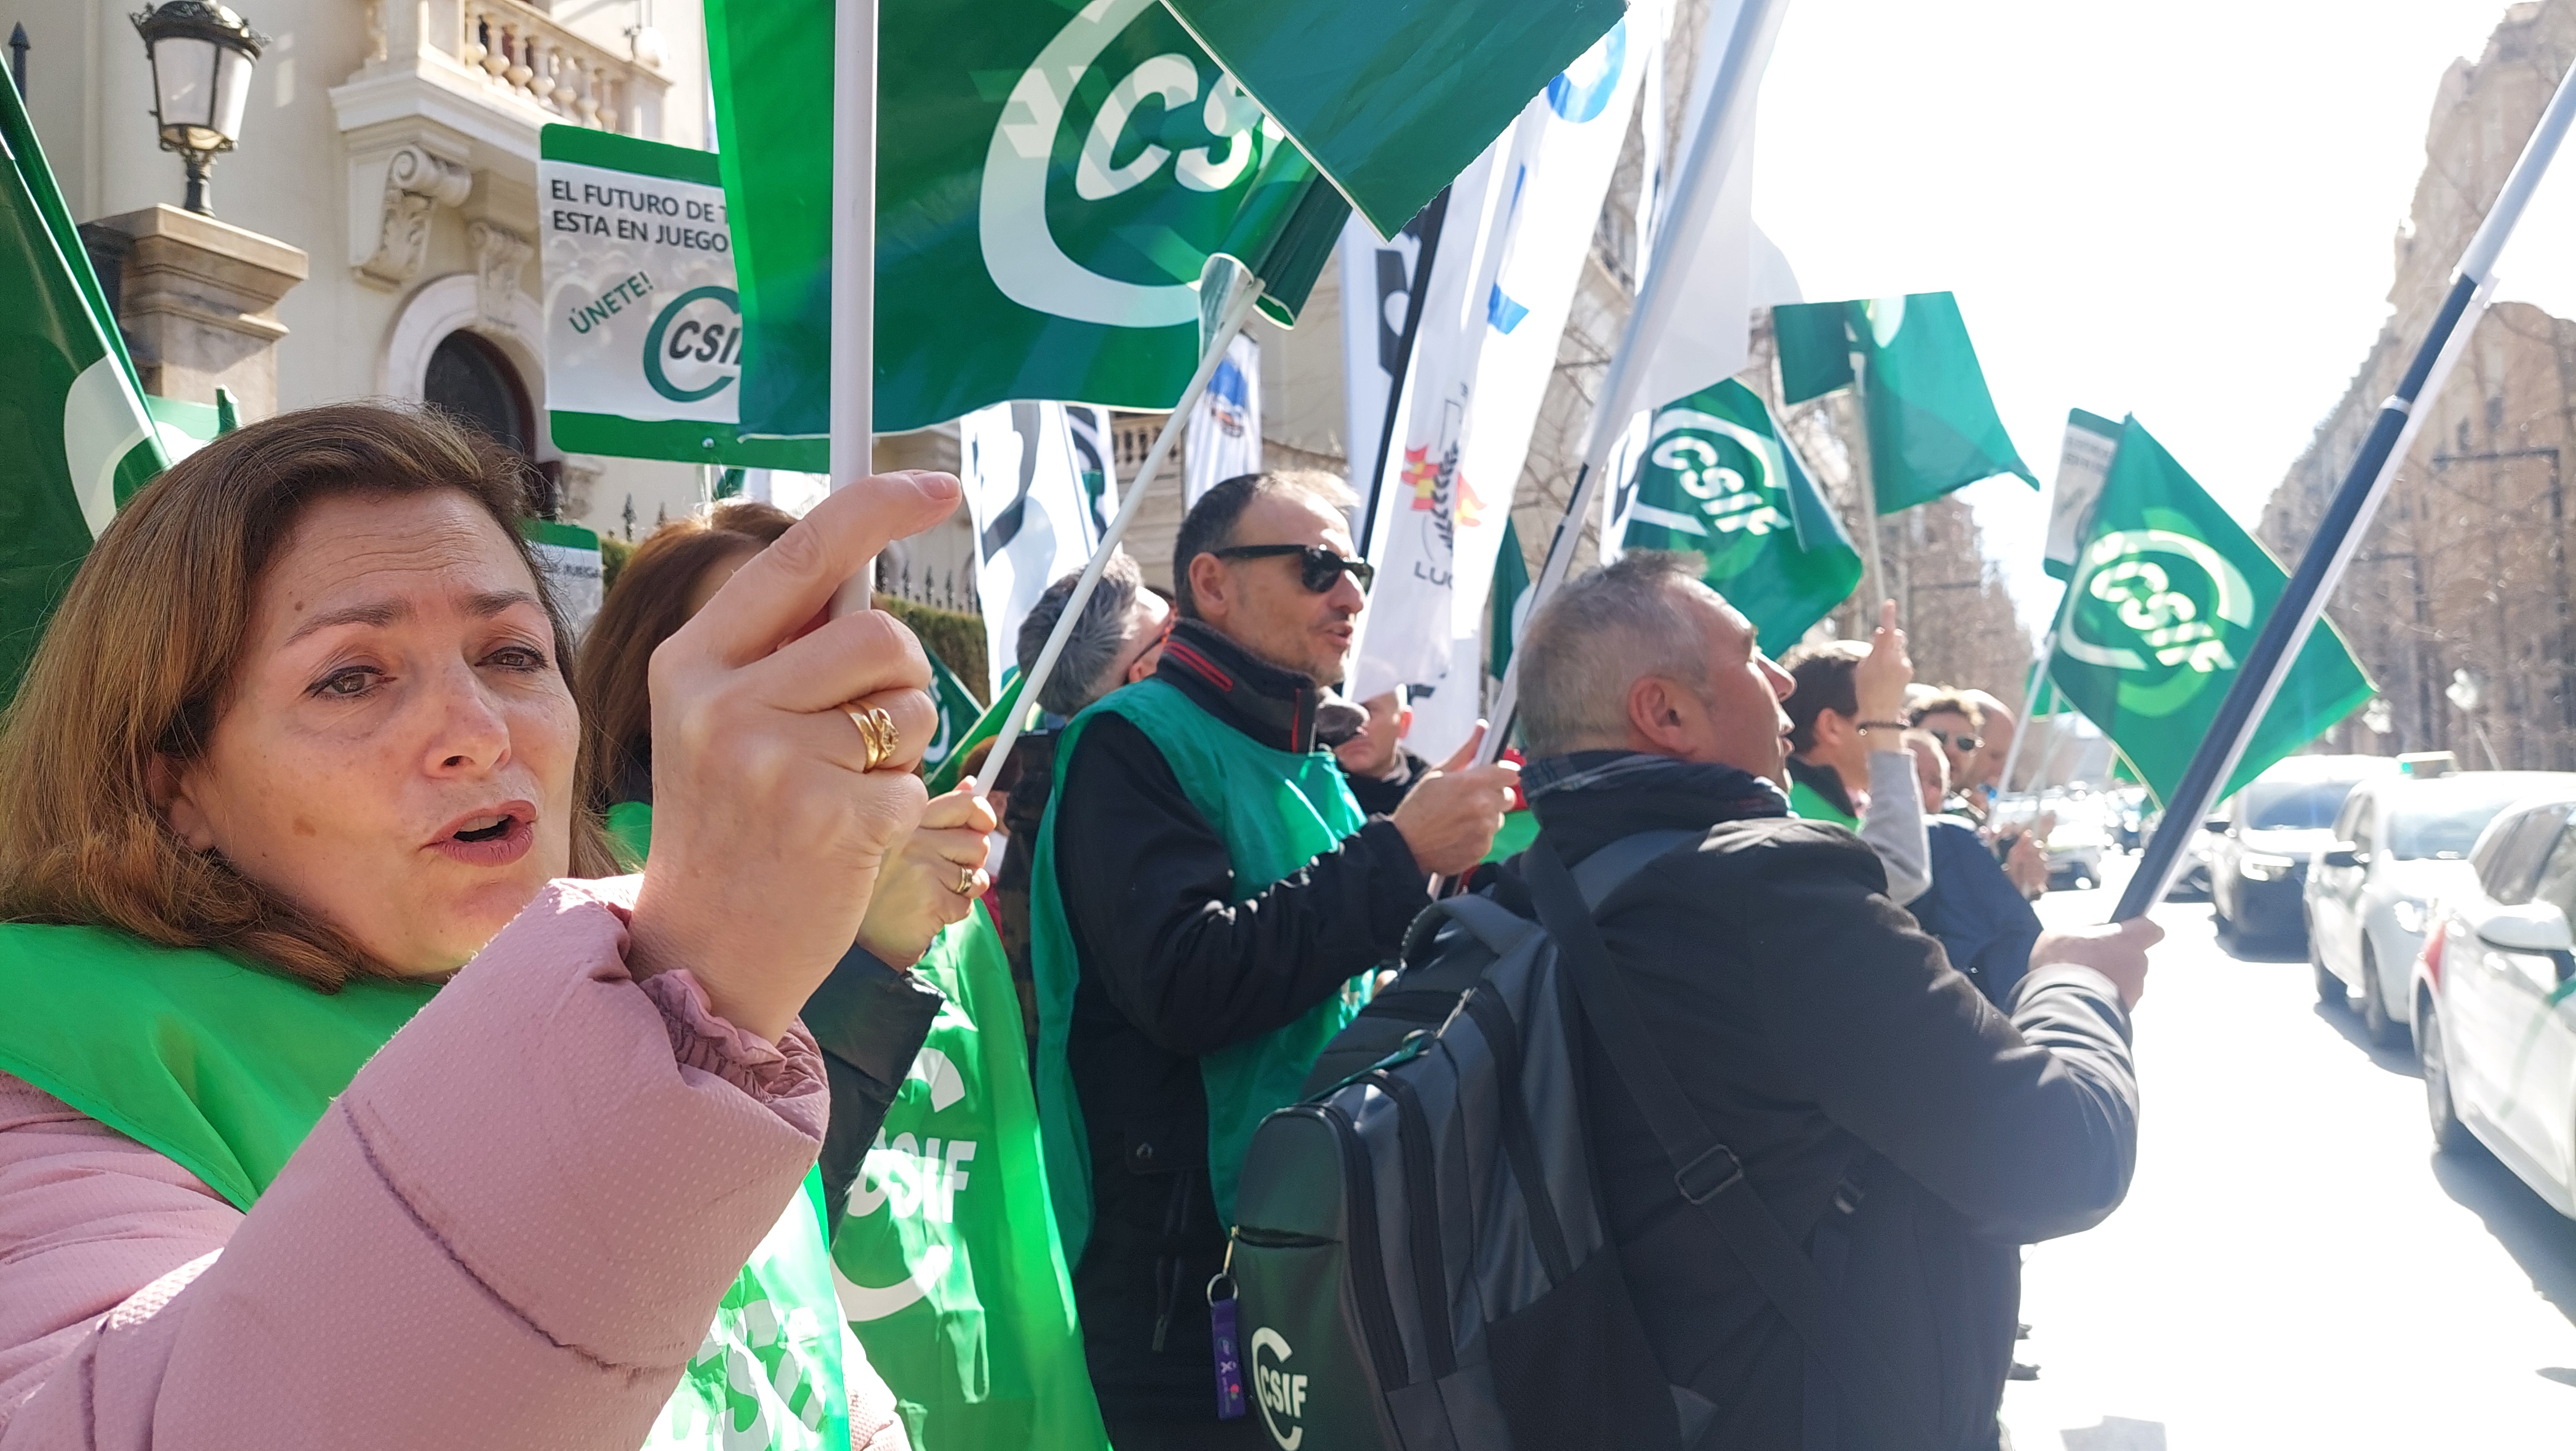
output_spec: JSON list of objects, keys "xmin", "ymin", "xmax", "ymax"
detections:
[{"xmin": 1500, "ymin": 551, "xmax": 2156, "ymax": 1449}]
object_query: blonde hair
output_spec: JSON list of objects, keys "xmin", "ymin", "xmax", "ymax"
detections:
[{"xmin": 0, "ymin": 402, "xmax": 615, "ymax": 989}]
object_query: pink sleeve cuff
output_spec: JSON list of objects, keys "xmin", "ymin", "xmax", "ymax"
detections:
[{"xmin": 640, "ymin": 968, "xmax": 827, "ymax": 1104}]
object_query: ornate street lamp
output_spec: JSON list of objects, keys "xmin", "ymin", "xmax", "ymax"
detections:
[{"xmin": 130, "ymin": 2, "xmax": 265, "ymax": 216}]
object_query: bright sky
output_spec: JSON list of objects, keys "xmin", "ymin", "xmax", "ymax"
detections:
[{"xmin": 1753, "ymin": 0, "xmax": 2520, "ymax": 633}]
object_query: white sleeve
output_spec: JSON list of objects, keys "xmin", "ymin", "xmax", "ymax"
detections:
[{"xmin": 1859, "ymin": 749, "xmax": 1933, "ymax": 904}]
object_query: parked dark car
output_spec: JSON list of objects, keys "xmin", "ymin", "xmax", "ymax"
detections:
[{"xmin": 2208, "ymin": 755, "xmax": 2398, "ymax": 943}]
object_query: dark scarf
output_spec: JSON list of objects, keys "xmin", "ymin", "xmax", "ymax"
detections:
[
  {"xmin": 1153, "ymin": 619, "xmax": 1336, "ymax": 753},
  {"xmin": 1524, "ymin": 749, "xmax": 1790, "ymax": 820}
]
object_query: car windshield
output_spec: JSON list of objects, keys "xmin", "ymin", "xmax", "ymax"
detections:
[
  {"xmin": 2240, "ymin": 780, "xmax": 2359, "ymax": 830},
  {"xmin": 2389, "ymin": 784, "xmax": 2552, "ymax": 860}
]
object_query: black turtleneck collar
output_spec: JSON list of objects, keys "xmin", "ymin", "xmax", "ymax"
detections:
[{"xmin": 1152, "ymin": 619, "xmax": 1324, "ymax": 754}]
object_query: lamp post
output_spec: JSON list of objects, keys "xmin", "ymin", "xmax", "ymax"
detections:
[{"xmin": 130, "ymin": 2, "xmax": 264, "ymax": 216}]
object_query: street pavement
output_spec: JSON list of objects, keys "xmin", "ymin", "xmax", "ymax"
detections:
[{"xmin": 1998, "ymin": 853, "xmax": 2576, "ymax": 1450}]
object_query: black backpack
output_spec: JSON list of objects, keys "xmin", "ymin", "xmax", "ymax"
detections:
[{"xmin": 1226, "ymin": 832, "xmax": 1938, "ymax": 1450}]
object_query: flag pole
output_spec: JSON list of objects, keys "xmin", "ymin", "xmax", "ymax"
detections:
[
  {"xmin": 970, "ymin": 271, "xmax": 1269, "ymax": 798},
  {"xmin": 1845, "ymin": 369, "xmax": 1887, "ymax": 621},
  {"xmin": 1997, "ymin": 615, "xmax": 2062, "ymax": 798},
  {"xmin": 827, "ymin": 0, "xmax": 878, "ymax": 618},
  {"xmin": 2109, "ymin": 70, "xmax": 2576, "ymax": 922},
  {"xmin": 1477, "ymin": 0, "xmax": 1788, "ymax": 765}
]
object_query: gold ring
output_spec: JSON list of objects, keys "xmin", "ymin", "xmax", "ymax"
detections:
[
  {"xmin": 845, "ymin": 704, "xmax": 900, "ymax": 771},
  {"xmin": 956, "ymin": 865, "xmax": 978, "ymax": 897}
]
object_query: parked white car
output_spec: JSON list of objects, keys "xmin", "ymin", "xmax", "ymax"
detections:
[
  {"xmin": 2305, "ymin": 771, "xmax": 2574, "ymax": 1045},
  {"xmin": 2412, "ymin": 786, "xmax": 2576, "ymax": 1219}
]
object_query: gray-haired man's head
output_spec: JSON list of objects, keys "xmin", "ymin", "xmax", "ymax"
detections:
[
  {"xmin": 1515, "ymin": 551, "xmax": 1795, "ymax": 781},
  {"xmin": 1015, "ymin": 548, "xmax": 1171, "ymax": 717}
]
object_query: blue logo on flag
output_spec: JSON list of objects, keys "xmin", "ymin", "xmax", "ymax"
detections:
[{"xmin": 1545, "ymin": 19, "xmax": 1627, "ymax": 123}]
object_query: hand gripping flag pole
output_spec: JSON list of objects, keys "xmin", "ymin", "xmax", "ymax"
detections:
[
  {"xmin": 969, "ymin": 270, "xmax": 1270, "ymax": 799},
  {"xmin": 1476, "ymin": 0, "xmax": 1788, "ymax": 766},
  {"xmin": 2109, "ymin": 66, "xmax": 2576, "ymax": 922},
  {"xmin": 828, "ymin": 0, "xmax": 879, "ymax": 618}
]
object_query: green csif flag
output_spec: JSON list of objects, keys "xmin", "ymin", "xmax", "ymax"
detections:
[
  {"xmin": 1772, "ymin": 292, "xmax": 2036, "ymax": 514},
  {"xmin": 1613, "ymin": 378, "xmax": 1862, "ymax": 655},
  {"xmin": 1160, "ymin": 0, "xmax": 1624, "ymax": 237},
  {"xmin": 834, "ymin": 905, "xmax": 1110, "ymax": 1451},
  {"xmin": 2046, "ymin": 417, "xmax": 2372, "ymax": 806},
  {"xmin": 918, "ymin": 649, "xmax": 987, "ymax": 783},
  {"xmin": 0, "ymin": 73, "xmax": 167, "ymax": 693},
  {"xmin": 707, "ymin": 0, "xmax": 1347, "ymax": 447},
  {"xmin": 925, "ymin": 674, "xmax": 1028, "ymax": 798}
]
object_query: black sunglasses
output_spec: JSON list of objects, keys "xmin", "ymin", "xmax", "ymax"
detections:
[
  {"xmin": 1923, "ymin": 728, "xmax": 1984, "ymax": 753},
  {"xmin": 1211, "ymin": 543, "xmax": 1376, "ymax": 593}
]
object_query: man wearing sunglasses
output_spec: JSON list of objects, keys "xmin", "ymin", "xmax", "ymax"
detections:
[{"xmin": 1026, "ymin": 471, "xmax": 1518, "ymax": 1446}]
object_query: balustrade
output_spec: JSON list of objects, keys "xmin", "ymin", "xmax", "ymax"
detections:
[{"xmin": 453, "ymin": 0, "xmax": 637, "ymax": 133}]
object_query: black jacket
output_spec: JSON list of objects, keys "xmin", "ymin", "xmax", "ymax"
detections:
[
  {"xmin": 1052, "ymin": 621, "xmax": 1430, "ymax": 1423},
  {"xmin": 1341, "ymin": 746, "xmax": 1430, "ymax": 817},
  {"xmin": 1509, "ymin": 753, "xmax": 2137, "ymax": 1449},
  {"xmin": 806, "ymin": 944, "xmax": 948, "ymax": 1230}
]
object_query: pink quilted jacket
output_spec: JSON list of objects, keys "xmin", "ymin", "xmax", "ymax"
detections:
[{"xmin": 0, "ymin": 878, "xmax": 909, "ymax": 1451}]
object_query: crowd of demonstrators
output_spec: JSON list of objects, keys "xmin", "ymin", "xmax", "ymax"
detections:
[
  {"xmin": 1334, "ymin": 686, "xmax": 1432, "ymax": 815},
  {"xmin": 1911, "ymin": 689, "xmax": 2051, "ymax": 898},
  {"xmin": 1899, "ymin": 727, "xmax": 2045, "ymax": 1005},
  {"xmin": 573, "ymin": 502, "xmax": 998, "ymax": 1228},
  {"xmin": 1027, "ymin": 471, "xmax": 1518, "ymax": 1447},
  {"xmin": 0, "ymin": 404, "xmax": 958, "ymax": 1449},
  {"xmin": 1778, "ymin": 617, "xmax": 1933, "ymax": 903},
  {"xmin": 1500, "ymin": 551, "xmax": 2153, "ymax": 1449},
  {"xmin": 0, "ymin": 402, "xmax": 2162, "ymax": 1451}
]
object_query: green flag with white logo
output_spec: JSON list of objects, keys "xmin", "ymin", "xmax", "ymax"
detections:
[
  {"xmin": 1159, "ymin": 0, "xmax": 1624, "ymax": 237},
  {"xmin": 835, "ymin": 906, "xmax": 1110, "ymax": 1451},
  {"xmin": 2046, "ymin": 417, "xmax": 2372, "ymax": 805},
  {"xmin": 918, "ymin": 649, "xmax": 986, "ymax": 782},
  {"xmin": 0, "ymin": 73, "xmax": 167, "ymax": 694},
  {"xmin": 706, "ymin": 0, "xmax": 1347, "ymax": 442},
  {"xmin": 1612, "ymin": 378, "xmax": 1862, "ymax": 655},
  {"xmin": 926, "ymin": 674, "xmax": 1028, "ymax": 798},
  {"xmin": 1772, "ymin": 293, "xmax": 2036, "ymax": 514}
]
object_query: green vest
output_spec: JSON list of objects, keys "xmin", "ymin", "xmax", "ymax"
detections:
[
  {"xmin": 0, "ymin": 924, "xmax": 850, "ymax": 1451},
  {"xmin": 1789, "ymin": 774, "xmax": 1860, "ymax": 828},
  {"xmin": 1027, "ymin": 676, "xmax": 1374, "ymax": 1258}
]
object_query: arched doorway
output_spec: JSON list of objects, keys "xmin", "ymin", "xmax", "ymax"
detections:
[{"xmin": 425, "ymin": 330, "xmax": 533, "ymax": 455}]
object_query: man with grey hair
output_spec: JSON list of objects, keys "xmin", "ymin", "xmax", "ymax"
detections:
[
  {"xmin": 1027, "ymin": 470, "xmax": 1516, "ymax": 1443},
  {"xmin": 1494, "ymin": 549, "xmax": 2154, "ymax": 1449},
  {"xmin": 1014, "ymin": 547, "xmax": 1171, "ymax": 719}
]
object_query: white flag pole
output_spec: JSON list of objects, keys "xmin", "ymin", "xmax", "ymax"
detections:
[
  {"xmin": 969, "ymin": 271, "xmax": 1269, "ymax": 798},
  {"xmin": 827, "ymin": 0, "xmax": 879, "ymax": 617},
  {"xmin": 1477, "ymin": 0, "xmax": 1787, "ymax": 765}
]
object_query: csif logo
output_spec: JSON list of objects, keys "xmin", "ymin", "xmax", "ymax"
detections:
[
  {"xmin": 2060, "ymin": 527, "xmax": 2256, "ymax": 711},
  {"xmin": 640, "ymin": 285, "xmax": 742, "ymax": 403},
  {"xmin": 1250, "ymin": 1327, "xmax": 1307, "ymax": 1450},
  {"xmin": 978, "ymin": 0, "xmax": 1284, "ymax": 328}
]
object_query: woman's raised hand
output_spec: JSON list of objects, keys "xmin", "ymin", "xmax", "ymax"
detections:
[
  {"xmin": 853, "ymin": 786, "xmax": 999, "ymax": 968},
  {"xmin": 627, "ymin": 470, "xmax": 960, "ymax": 1040}
]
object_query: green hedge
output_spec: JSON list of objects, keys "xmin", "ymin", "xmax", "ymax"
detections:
[{"xmin": 876, "ymin": 593, "xmax": 989, "ymax": 703}]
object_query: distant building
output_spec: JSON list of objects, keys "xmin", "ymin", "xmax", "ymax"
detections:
[{"xmin": 2263, "ymin": 0, "xmax": 2576, "ymax": 770}]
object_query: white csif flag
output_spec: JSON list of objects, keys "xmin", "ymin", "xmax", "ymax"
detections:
[
  {"xmin": 1183, "ymin": 334, "xmax": 1262, "ymax": 507},
  {"xmin": 958, "ymin": 401, "xmax": 1109, "ymax": 699},
  {"xmin": 1353, "ymin": 0, "xmax": 1672, "ymax": 760}
]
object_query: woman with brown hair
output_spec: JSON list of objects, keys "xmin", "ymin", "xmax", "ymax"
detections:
[
  {"xmin": 574, "ymin": 501, "xmax": 994, "ymax": 1226},
  {"xmin": 0, "ymin": 401, "xmax": 949, "ymax": 1450}
]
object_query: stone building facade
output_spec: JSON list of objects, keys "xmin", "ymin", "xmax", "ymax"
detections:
[{"xmin": 2263, "ymin": 1, "xmax": 2576, "ymax": 768}]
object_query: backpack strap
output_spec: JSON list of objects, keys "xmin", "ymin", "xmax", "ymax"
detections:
[
  {"xmin": 1521, "ymin": 835, "xmax": 1936, "ymax": 1450},
  {"xmin": 1569, "ymin": 829, "xmax": 1699, "ymax": 904}
]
